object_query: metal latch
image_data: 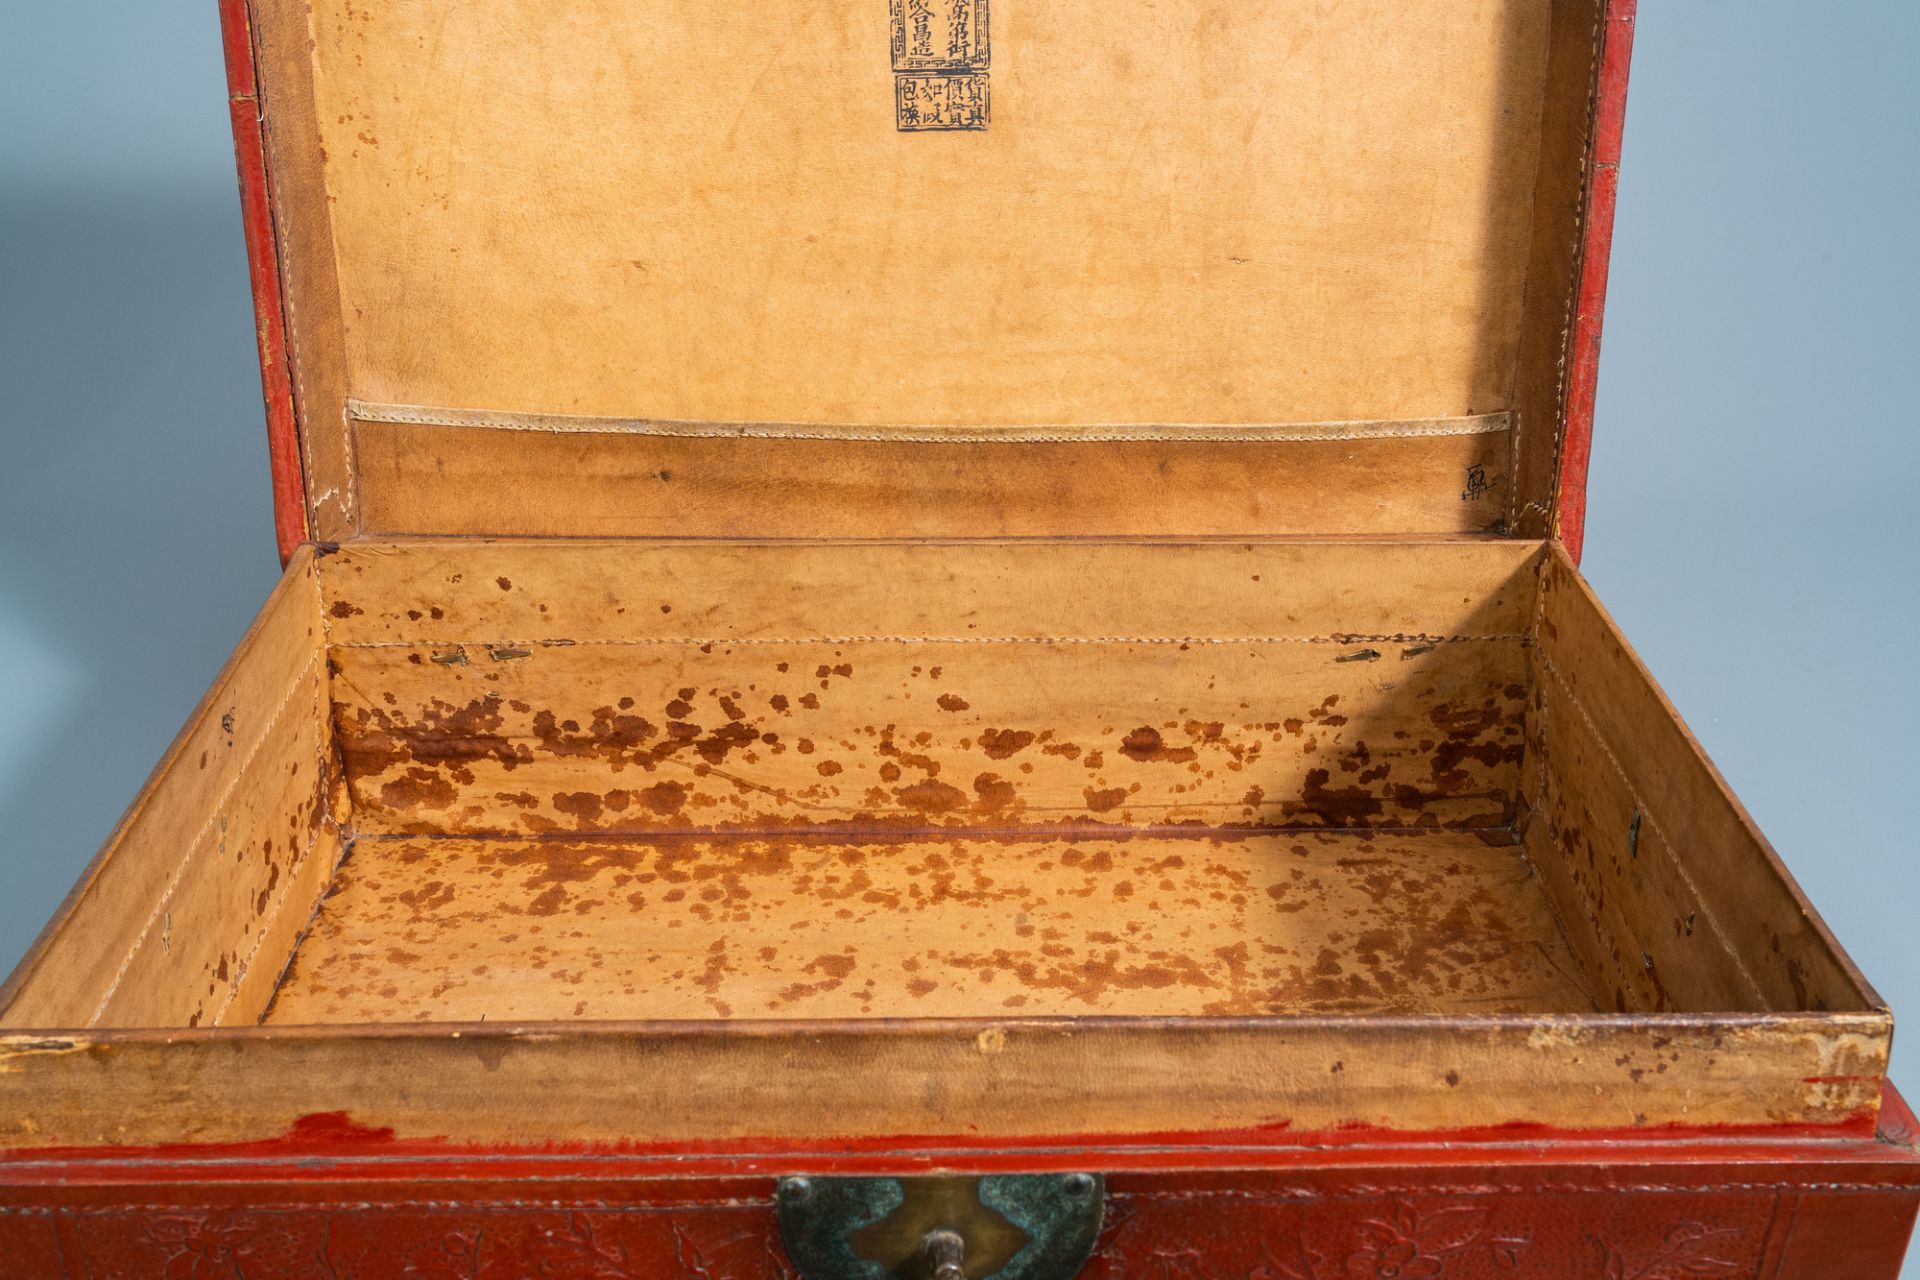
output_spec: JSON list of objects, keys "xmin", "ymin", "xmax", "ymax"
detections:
[{"xmin": 775, "ymin": 1173, "xmax": 1105, "ymax": 1280}]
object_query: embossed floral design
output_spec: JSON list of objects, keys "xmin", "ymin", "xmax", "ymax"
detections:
[
  {"xmin": 142, "ymin": 1215, "xmax": 256, "ymax": 1280},
  {"xmin": 1137, "ymin": 1245, "xmax": 1212, "ymax": 1280},
  {"xmin": 1595, "ymin": 1222, "xmax": 1745, "ymax": 1280},
  {"xmin": 401, "ymin": 1226, "xmax": 486, "ymax": 1279},
  {"xmin": 1348, "ymin": 1238, "xmax": 1442, "ymax": 1280},
  {"xmin": 1126, "ymin": 1242, "xmax": 1324, "ymax": 1280},
  {"xmin": 1346, "ymin": 1203, "xmax": 1528, "ymax": 1279},
  {"xmin": 523, "ymin": 1214, "xmax": 639, "ymax": 1279},
  {"xmin": 85, "ymin": 1207, "xmax": 805, "ymax": 1280},
  {"xmin": 1249, "ymin": 1240, "xmax": 1326, "ymax": 1280},
  {"xmin": 312, "ymin": 1220, "xmax": 374, "ymax": 1280},
  {"xmin": 672, "ymin": 1217, "xmax": 799, "ymax": 1280},
  {"xmin": 1089, "ymin": 1195, "xmax": 1304, "ymax": 1280}
]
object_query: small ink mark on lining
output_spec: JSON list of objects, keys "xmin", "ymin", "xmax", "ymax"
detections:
[{"xmin": 1462, "ymin": 463, "xmax": 1495, "ymax": 502}]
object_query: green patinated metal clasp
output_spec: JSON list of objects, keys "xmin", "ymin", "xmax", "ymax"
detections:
[{"xmin": 775, "ymin": 1173, "xmax": 1104, "ymax": 1280}]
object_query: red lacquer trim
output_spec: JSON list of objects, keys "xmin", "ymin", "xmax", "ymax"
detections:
[
  {"xmin": 219, "ymin": 0, "xmax": 307, "ymax": 565},
  {"xmin": 3, "ymin": 1086, "xmax": 1911, "ymax": 1186},
  {"xmin": 3, "ymin": 1126, "xmax": 1917, "ymax": 1193},
  {"xmin": 1555, "ymin": 0, "xmax": 1638, "ymax": 564}
]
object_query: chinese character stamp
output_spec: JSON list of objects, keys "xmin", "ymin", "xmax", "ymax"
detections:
[
  {"xmin": 895, "ymin": 73, "xmax": 990, "ymax": 132},
  {"xmin": 889, "ymin": 0, "xmax": 989, "ymax": 130}
]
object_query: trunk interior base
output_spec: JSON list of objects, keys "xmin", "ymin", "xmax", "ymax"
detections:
[{"xmin": 262, "ymin": 828, "xmax": 1598, "ymax": 1025}]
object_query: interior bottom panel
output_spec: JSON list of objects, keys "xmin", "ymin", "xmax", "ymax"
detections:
[{"xmin": 262, "ymin": 829, "xmax": 1599, "ymax": 1024}]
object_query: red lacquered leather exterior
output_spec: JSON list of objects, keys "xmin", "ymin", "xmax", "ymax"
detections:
[
  {"xmin": 1554, "ymin": 0, "xmax": 1638, "ymax": 564},
  {"xmin": 219, "ymin": 0, "xmax": 307, "ymax": 564},
  {"xmin": 2, "ymin": 1088, "xmax": 1914, "ymax": 1279}
]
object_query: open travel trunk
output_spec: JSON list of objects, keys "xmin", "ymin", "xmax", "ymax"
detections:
[
  {"xmin": 0, "ymin": 534, "xmax": 1893, "ymax": 1141},
  {"xmin": 2, "ymin": 4, "xmax": 1916, "ymax": 1278}
]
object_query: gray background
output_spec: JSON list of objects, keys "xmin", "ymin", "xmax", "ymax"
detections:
[{"xmin": 1, "ymin": 0, "xmax": 1914, "ymax": 1255}]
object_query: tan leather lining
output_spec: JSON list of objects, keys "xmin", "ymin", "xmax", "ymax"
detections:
[
  {"xmin": 352, "ymin": 418, "xmax": 1514, "ymax": 539},
  {"xmin": 252, "ymin": 0, "xmax": 356, "ymax": 540},
  {"xmin": 1508, "ymin": 0, "xmax": 1607, "ymax": 537},
  {"xmin": 239, "ymin": 0, "xmax": 1618, "ymax": 537}
]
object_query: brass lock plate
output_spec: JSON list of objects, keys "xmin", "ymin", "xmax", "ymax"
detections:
[{"xmin": 775, "ymin": 1173, "xmax": 1104, "ymax": 1280}]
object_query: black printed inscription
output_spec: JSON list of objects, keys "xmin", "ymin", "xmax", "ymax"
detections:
[
  {"xmin": 896, "ymin": 74, "xmax": 990, "ymax": 132},
  {"xmin": 890, "ymin": 0, "xmax": 990, "ymax": 130}
]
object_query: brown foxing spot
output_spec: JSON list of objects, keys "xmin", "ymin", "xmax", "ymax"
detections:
[
  {"xmin": 977, "ymin": 727, "xmax": 1036, "ymax": 759},
  {"xmin": 262, "ymin": 830, "xmax": 1598, "ymax": 1024},
  {"xmin": 1119, "ymin": 726, "xmax": 1197, "ymax": 764},
  {"xmin": 329, "ymin": 640, "xmax": 1528, "ymax": 836}
]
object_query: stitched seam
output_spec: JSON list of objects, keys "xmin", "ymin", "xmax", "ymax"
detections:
[
  {"xmin": 1506, "ymin": 411, "xmax": 1525, "ymax": 529},
  {"xmin": 259, "ymin": 7, "xmax": 353, "ymax": 528},
  {"xmin": 346, "ymin": 401, "xmax": 1513, "ymax": 446},
  {"xmin": 1525, "ymin": 672, "xmax": 1637, "ymax": 1006},
  {"xmin": 1532, "ymin": 645, "xmax": 1770, "ymax": 1007},
  {"xmin": 205, "ymin": 815, "xmax": 329, "ymax": 1029},
  {"xmin": 310, "ymin": 553, "xmax": 357, "ymax": 890},
  {"xmin": 1523, "ymin": 559, "xmax": 1553, "ymax": 809},
  {"xmin": 1537, "ymin": 1, "xmax": 1609, "ymax": 536},
  {"xmin": 206, "ymin": 632, "xmax": 339, "ymax": 1032},
  {"xmin": 1516, "ymin": 564, "xmax": 1617, "ymax": 997},
  {"xmin": 86, "ymin": 654, "xmax": 325, "ymax": 1027},
  {"xmin": 256, "ymin": 57, "xmax": 331, "ymax": 529},
  {"xmin": 1526, "ymin": 562, "xmax": 1554, "ymax": 818},
  {"xmin": 1522, "ymin": 565, "xmax": 1626, "ymax": 996},
  {"xmin": 0, "ymin": 1185, "xmax": 1897, "ymax": 1215},
  {"xmin": 311, "ymin": 552, "xmax": 334, "ymax": 646},
  {"xmin": 1114, "ymin": 1183, "xmax": 1898, "ymax": 1199},
  {"xmin": 340, "ymin": 405, "xmax": 358, "ymax": 526},
  {"xmin": 1509, "ymin": 571, "xmax": 1603, "ymax": 1012},
  {"xmin": 332, "ymin": 633, "xmax": 1528, "ymax": 650},
  {"xmin": 1762, "ymin": 1189, "xmax": 1799, "ymax": 1280},
  {"xmin": 0, "ymin": 1200, "xmax": 769, "ymax": 1216}
]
